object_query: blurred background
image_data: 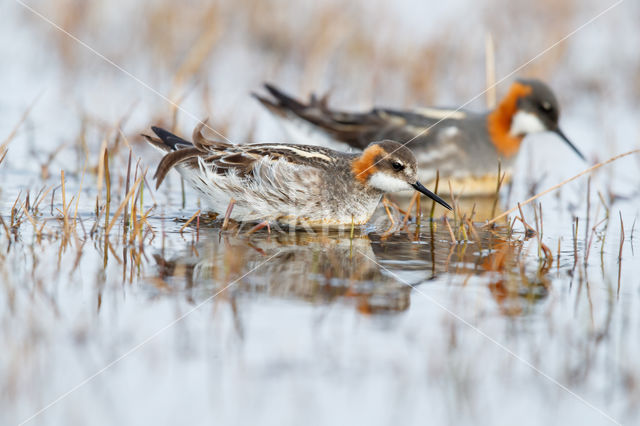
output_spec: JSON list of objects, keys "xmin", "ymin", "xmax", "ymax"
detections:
[{"xmin": 3, "ymin": 0, "xmax": 639, "ymax": 191}]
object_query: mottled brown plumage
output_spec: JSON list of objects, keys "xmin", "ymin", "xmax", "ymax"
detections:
[{"xmin": 142, "ymin": 122, "xmax": 450, "ymax": 226}]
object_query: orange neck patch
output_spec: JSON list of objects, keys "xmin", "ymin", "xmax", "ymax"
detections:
[
  {"xmin": 487, "ymin": 82, "xmax": 532, "ymax": 158},
  {"xmin": 352, "ymin": 145, "xmax": 384, "ymax": 184}
]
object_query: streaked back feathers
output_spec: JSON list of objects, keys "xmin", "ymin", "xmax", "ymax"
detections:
[{"xmin": 143, "ymin": 121, "xmax": 345, "ymax": 189}]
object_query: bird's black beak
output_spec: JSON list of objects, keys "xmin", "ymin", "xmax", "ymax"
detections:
[
  {"xmin": 411, "ymin": 181, "xmax": 452, "ymax": 210},
  {"xmin": 554, "ymin": 127, "xmax": 585, "ymax": 161}
]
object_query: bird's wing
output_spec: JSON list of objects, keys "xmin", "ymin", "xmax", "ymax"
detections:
[
  {"xmin": 254, "ymin": 83, "xmax": 470, "ymax": 150},
  {"xmin": 143, "ymin": 123, "xmax": 335, "ymax": 191}
]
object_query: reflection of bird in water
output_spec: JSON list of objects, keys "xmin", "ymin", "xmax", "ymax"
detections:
[
  {"xmin": 480, "ymin": 237, "xmax": 551, "ymax": 316},
  {"xmin": 150, "ymin": 224, "xmax": 551, "ymax": 322},
  {"xmin": 369, "ymin": 225, "xmax": 551, "ymax": 316},
  {"xmin": 151, "ymin": 232, "xmax": 415, "ymax": 316}
]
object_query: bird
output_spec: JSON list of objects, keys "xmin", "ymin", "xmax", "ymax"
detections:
[
  {"xmin": 142, "ymin": 121, "xmax": 451, "ymax": 227},
  {"xmin": 254, "ymin": 79, "xmax": 585, "ymax": 196}
]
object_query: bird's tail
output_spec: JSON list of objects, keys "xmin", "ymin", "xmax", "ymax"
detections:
[{"xmin": 142, "ymin": 126, "xmax": 194, "ymax": 153}]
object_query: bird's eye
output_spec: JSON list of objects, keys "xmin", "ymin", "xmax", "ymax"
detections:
[
  {"xmin": 391, "ymin": 161, "xmax": 405, "ymax": 171},
  {"xmin": 540, "ymin": 101, "xmax": 552, "ymax": 112}
]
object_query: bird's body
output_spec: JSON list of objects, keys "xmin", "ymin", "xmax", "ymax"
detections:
[
  {"xmin": 143, "ymin": 123, "xmax": 450, "ymax": 227},
  {"xmin": 255, "ymin": 79, "xmax": 585, "ymax": 196}
]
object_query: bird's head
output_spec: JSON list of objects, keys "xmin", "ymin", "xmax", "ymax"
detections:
[
  {"xmin": 352, "ymin": 140, "xmax": 451, "ymax": 210},
  {"xmin": 509, "ymin": 79, "xmax": 585, "ymax": 160}
]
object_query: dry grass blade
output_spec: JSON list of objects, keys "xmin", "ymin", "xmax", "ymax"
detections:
[
  {"xmin": 486, "ymin": 149, "xmax": 640, "ymax": 226},
  {"xmin": 381, "ymin": 197, "xmax": 399, "ymax": 237},
  {"xmin": 179, "ymin": 210, "xmax": 201, "ymax": 234},
  {"xmin": 31, "ymin": 185, "xmax": 54, "ymax": 214},
  {"xmin": 0, "ymin": 147, "xmax": 8, "ymax": 166},
  {"xmin": 124, "ymin": 151, "xmax": 133, "ymax": 228},
  {"xmin": 20, "ymin": 202, "xmax": 38, "ymax": 232},
  {"xmin": 584, "ymin": 216, "xmax": 607, "ymax": 266},
  {"xmin": 415, "ymin": 192, "xmax": 421, "ymax": 228},
  {"xmin": 221, "ymin": 199, "xmax": 236, "ymax": 230},
  {"xmin": 247, "ymin": 221, "xmax": 271, "ymax": 235},
  {"xmin": 104, "ymin": 149, "xmax": 111, "ymax": 230},
  {"xmin": 96, "ymin": 138, "xmax": 108, "ymax": 206},
  {"xmin": 60, "ymin": 170, "xmax": 71, "ymax": 231},
  {"xmin": 465, "ymin": 217, "xmax": 480, "ymax": 242},
  {"xmin": 382, "ymin": 196, "xmax": 397, "ymax": 226},
  {"xmin": 443, "ymin": 216, "xmax": 457, "ymax": 243},
  {"xmin": 540, "ymin": 242, "xmax": 554, "ymax": 274},
  {"xmin": 448, "ymin": 180, "xmax": 459, "ymax": 224},
  {"xmin": 557, "ymin": 237, "xmax": 562, "ymax": 274},
  {"xmin": 491, "ymin": 161, "xmax": 506, "ymax": 219},
  {"xmin": 105, "ymin": 175, "xmax": 144, "ymax": 236},
  {"xmin": 429, "ymin": 170, "xmax": 440, "ymax": 220},
  {"xmin": 516, "ymin": 203, "xmax": 537, "ymax": 238},
  {"xmin": 617, "ymin": 211, "xmax": 624, "ymax": 297},
  {"xmin": 73, "ymin": 163, "xmax": 87, "ymax": 226},
  {"xmin": 484, "ymin": 32, "xmax": 496, "ymax": 109},
  {"xmin": 0, "ymin": 215, "xmax": 10, "ymax": 239},
  {"xmin": 402, "ymin": 192, "xmax": 419, "ymax": 227},
  {"xmin": 572, "ymin": 217, "xmax": 579, "ymax": 274}
]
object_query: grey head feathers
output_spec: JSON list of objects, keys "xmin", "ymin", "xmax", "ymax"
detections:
[{"xmin": 514, "ymin": 78, "xmax": 561, "ymax": 128}]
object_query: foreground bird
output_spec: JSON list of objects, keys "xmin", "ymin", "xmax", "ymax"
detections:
[
  {"xmin": 254, "ymin": 79, "xmax": 585, "ymax": 196},
  {"xmin": 143, "ymin": 122, "xmax": 451, "ymax": 227}
]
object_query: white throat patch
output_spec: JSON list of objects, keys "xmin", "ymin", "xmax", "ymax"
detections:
[
  {"xmin": 369, "ymin": 172, "xmax": 411, "ymax": 193},
  {"xmin": 510, "ymin": 110, "xmax": 547, "ymax": 137}
]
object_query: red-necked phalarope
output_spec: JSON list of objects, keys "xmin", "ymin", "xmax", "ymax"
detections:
[
  {"xmin": 143, "ymin": 122, "xmax": 451, "ymax": 227},
  {"xmin": 254, "ymin": 79, "xmax": 585, "ymax": 196}
]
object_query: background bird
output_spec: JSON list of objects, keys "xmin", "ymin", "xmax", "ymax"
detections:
[{"xmin": 254, "ymin": 79, "xmax": 585, "ymax": 196}]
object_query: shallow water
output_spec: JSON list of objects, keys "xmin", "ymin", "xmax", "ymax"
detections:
[
  {"xmin": 2, "ymin": 173, "xmax": 638, "ymax": 425},
  {"xmin": 2, "ymin": 0, "xmax": 640, "ymax": 425}
]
